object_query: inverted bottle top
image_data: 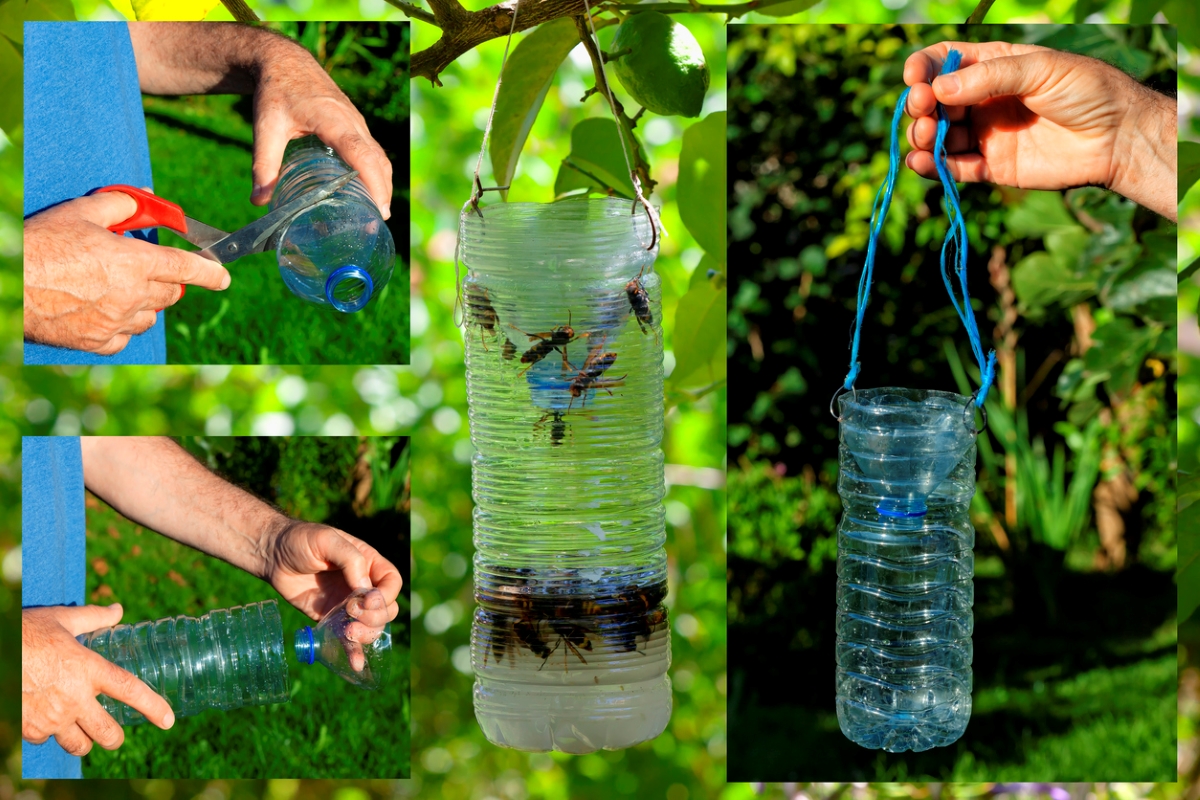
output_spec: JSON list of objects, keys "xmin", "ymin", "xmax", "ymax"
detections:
[{"xmin": 838, "ymin": 387, "xmax": 977, "ymax": 516}]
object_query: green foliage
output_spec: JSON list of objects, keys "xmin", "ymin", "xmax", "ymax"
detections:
[
  {"xmin": 728, "ymin": 460, "xmax": 838, "ymax": 570},
  {"xmin": 1181, "ymin": 141, "xmax": 1200, "ymax": 202},
  {"xmin": 609, "ymin": 12, "xmax": 710, "ymax": 118},
  {"xmin": 555, "ymin": 117, "xmax": 640, "ymax": 199},
  {"xmin": 1182, "ymin": 470, "xmax": 1200, "ymax": 622},
  {"xmin": 79, "ymin": 439, "xmax": 410, "ymax": 778}
]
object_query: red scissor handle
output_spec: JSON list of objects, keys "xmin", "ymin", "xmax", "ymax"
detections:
[
  {"xmin": 93, "ymin": 185, "xmax": 188, "ymax": 304},
  {"xmin": 94, "ymin": 185, "xmax": 188, "ymax": 235}
]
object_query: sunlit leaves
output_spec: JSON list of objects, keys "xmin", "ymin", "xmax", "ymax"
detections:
[
  {"xmin": 669, "ymin": 278, "xmax": 725, "ymax": 391},
  {"xmin": 554, "ymin": 117, "xmax": 640, "ymax": 199},
  {"xmin": 1181, "ymin": 469, "xmax": 1200, "ymax": 623},
  {"xmin": 130, "ymin": 0, "xmax": 220, "ymax": 19},
  {"xmin": 489, "ymin": 19, "xmax": 578, "ymax": 201},
  {"xmin": 677, "ymin": 111, "xmax": 726, "ymax": 257},
  {"xmin": 1180, "ymin": 142, "xmax": 1200, "ymax": 202}
]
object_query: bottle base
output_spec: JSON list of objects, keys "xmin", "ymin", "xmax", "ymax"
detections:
[
  {"xmin": 836, "ymin": 698, "xmax": 970, "ymax": 752},
  {"xmin": 473, "ymin": 674, "xmax": 672, "ymax": 753}
]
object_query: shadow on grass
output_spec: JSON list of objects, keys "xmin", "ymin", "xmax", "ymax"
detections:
[{"xmin": 728, "ymin": 554, "xmax": 1177, "ymax": 781}]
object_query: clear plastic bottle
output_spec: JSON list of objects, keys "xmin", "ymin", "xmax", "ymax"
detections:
[
  {"xmin": 294, "ymin": 587, "xmax": 393, "ymax": 690},
  {"xmin": 835, "ymin": 388, "xmax": 976, "ymax": 752},
  {"xmin": 459, "ymin": 197, "xmax": 672, "ymax": 754},
  {"xmin": 77, "ymin": 599, "xmax": 289, "ymax": 725},
  {"xmin": 269, "ymin": 135, "xmax": 395, "ymax": 313}
]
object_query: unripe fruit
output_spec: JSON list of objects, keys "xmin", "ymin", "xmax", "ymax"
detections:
[{"xmin": 609, "ymin": 12, "xmax": 710, "ymax": 118}]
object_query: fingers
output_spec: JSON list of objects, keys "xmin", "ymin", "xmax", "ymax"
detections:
[
  {"xmin": 931, "ymin": 51, "xmax": 1056, "ymax": 108},
  {"xmin": 314, "ymin": 528, "xmax": 373, "ymax": 592},
  {"xmin": 340, "ymin": 637, "xmax": 367, "ymax": 673},
  {"xmin": 251, "ymin": 110, "xmax": 290, "ymax": 206},
  {"xmin": 324, "ymin": 129, "xmax": 393, "ymax": 219},
  {"xmin": 146, "ymin": 281, "xmax": 185, "ymax": 311},
  {"xmin": 141, "ymin": 244, "xmax": 231, "ymax": 291},
  {"xmin": 347, "ymin": 587, "xmax": 392, "ymax": 628},
  {"xmin": 73, "ymin": 191, "xmax": 140, "ymax": 230},
  {"xmin": 907, "ymin": 117, "xmax": 973, "ymax": 154},
  {"xmin": 905, "ymin": 149, "xmax": 992, "ymax": 184},
  {"xmin": 54, "ymin": 722, "xmax": 94, "ymax": 757},
  {"xmin": 77, "ymin": 699, "xmax": 125, "ymax": 751},
  {"xmin": 57, "ymin": 603, "xmax": 124, "ymax": 637},
  {"xmin": 368, "ymin": 556, "xmax": 403, "ymax": 611},
  {"xmin": 92, "ymin": 658, "xmax": 174, "ymax": 731}
]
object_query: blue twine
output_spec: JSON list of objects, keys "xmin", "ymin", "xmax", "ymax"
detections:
[{"xmin": 842, "ymin": 49, "xmax": 996, "ymax": 409}]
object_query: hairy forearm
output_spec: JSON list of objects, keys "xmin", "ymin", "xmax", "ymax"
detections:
[
  {"xmin": 80, "ymin": 437, "xmax": 287, "ymax": 579},
  {"xmin": 127, "ymin": 22, "xmax": 301, "ymax": 96},
  {"xmin": 1109, "ymin": 83, "xmax": 1177, "ymax": 222}
]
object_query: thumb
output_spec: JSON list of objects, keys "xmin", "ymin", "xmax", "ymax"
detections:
[
  {"xmin": 316, "ymin": 528, "xmax": 373, "ymax": 591},
  {"xmin": 58, "ymin": 603, "xmax": 124, "ymax": 637},
  {"xmin": 73, "ymin": 192, "xmax": 140, "ymax": 230},
  {"xmin": 932, "ymin": 52, "xmax": 1055, "ymax": 107}
]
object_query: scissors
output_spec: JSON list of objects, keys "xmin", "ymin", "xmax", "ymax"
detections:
[{"xmin": 94, "ymin": 170, "xmax": 358, "ymax": 302}]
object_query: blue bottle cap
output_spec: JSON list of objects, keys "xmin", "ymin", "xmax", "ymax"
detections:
[
  {"xmin": 325, "ymin": 265, "xmax": 375, "ymax": 313},
  {"xmin": 294, "ymin": 625, "xmax": 316, "ymax": 665}
]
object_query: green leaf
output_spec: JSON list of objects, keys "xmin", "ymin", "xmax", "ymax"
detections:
[
  {"xmin": 677, "ymin": 111, "xmax": 726, "ymax": 257},
  {"xmin": 1103, "ymin": 267, "xmax": 1175, "ymax": 316},
  {"xmin": 1164, "ymin": 0, "xmax": 1200, "ymax": 49},
  {"xmin": 1181, "ymin": 256, "xmax": 1200, "ymax": 281},
  {"xmin": 1004, "ymin": 191, "xmax": 1081, "ymax": 239},
  {"xmin": 25, "ymin": 0, "xmax": 76, "ymax": 19},
  {"xmin": 689, "ymin": 252, "xmax": 724, "ymax": 290},
  {"xmin": 0, "ymin": 0, "xmax": 22, "ymax": 45},
  {"xmin": 1130, "ymin": 0, "xmax": 1167, "ymax": 23},
  {"xmin": 755, "ymin": 0, "xmax": 820, "ymax": 16},
  {"xmin": 1084, "ymin": 317, "xmax": 1160, "ymax": 398},
  {"xmin": 0, "ymin": 35, "xmax": 20, "ymax": 134},
  {"xmin": 668, "ymin": 279, "xmax": 726, "ymax": 389},
  {"xmin": 1073, "ymin": 0, "xmax": 1103, "ymax": 23},
  {"xmin": 1180, "ymin": 469, "xmax": 1200, "ymax": 623},
  {"xmin": 489, "ymin": 18, "xmax": 577, "ymax": 201},
  {"xmin": 1179, "ymin": 142, "xmax": 1200, "ymax": 202},
  {"xmin": 554, "ymin": 117, "xmax": 639, "ymax": 199}
]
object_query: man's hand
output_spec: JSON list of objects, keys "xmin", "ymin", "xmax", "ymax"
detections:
[
  {"xmin": 24, "ymin": 192, "xmax": 232, "ymax": 355},
  {"xmin": 263, "ymin": 521, "xmax": 401, "ymax": 631},
  {"xmin": 248, "ymin": 42, "xmax": 393, "ymax": 218},
  {"xmin": 903, "ymin": 42, "xmax": 1177, "ymax": 220},
  {"xmin": 22, "ymin": 604, "xmax": 175, "ymax": 756}
]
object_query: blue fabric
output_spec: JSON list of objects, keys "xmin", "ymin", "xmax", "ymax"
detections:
[
  {"xmin": 21, "ymin": 437, "xmax": 86, "ymax": 779},
  {"xmin": 23, "ymin": 22, "xmax": 166, "ymax": 365}
]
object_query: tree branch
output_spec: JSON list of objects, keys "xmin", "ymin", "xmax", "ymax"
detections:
[
  {"xmin": 965, "ymin": 0, "xmax": 996, "ymax": 23},
  {"xmin": 220, "ymin": 0, "xmax": 259, "ymax": 22},
  {"xmin": 572, "ymin": 14, "xmax": 655, "ymax": 195},
  {"xmin": 400, "ymin": 0, "xmax": 802, "ymax": 85}
]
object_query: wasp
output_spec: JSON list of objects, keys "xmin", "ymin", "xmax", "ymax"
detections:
[
  {"xmin": 510, "ymin": 310, "xmax": 579, "ymax": 373},
  {"xmin": 534, "ymin": 410, "xmax": 570, "ymax": 447},
  {"xmin": 501, "ymin": 337, "xmax": 517, "ymax": 361},
  {"xmin": 539, "ymin": 619, "xmax": 594, "ymax": 672},
  {"xmin": 567, "ymin": 343, "xmax": 626, "ymax": 411},
  {"xmin": 464, "ymin": 286, "xmax": 500, "ymax": 350},
  {"xmin": 626, "ymin": 265, "xmax": 654, "ymax": 337}
]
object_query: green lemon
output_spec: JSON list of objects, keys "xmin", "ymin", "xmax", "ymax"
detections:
[{"xmin": 609, "ymin": 12, "xmax": 709, "ymax": 118}]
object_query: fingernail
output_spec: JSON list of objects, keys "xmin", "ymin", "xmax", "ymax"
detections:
[
  {"xmin": 163, "ymin": 711, "xmax": 175, "ymax": 728},
  {"xmin": 381, "ymin": 204, "xmax": 391, "ymax": 219},
  {"xmin": 252, "ymin": 184, "xmax": 264, "ymax": 198},
  {"xmin": 936, "ymin": 74, "xmax": 960, "ymax": 95},
  {"xmin": 219, "ymin": 270, "xmax": 231, "ymax": 291}
]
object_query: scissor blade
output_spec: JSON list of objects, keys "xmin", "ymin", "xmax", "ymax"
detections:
[
  {"xmin": 197, "ymin": 170, "xmax": 360, "ymax": 264},
  {"xmin": 180, "ymin": 216, "xmax": 231, "ymax": 252}
]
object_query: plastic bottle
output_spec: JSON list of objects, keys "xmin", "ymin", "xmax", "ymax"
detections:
[
  {"xmin": 269, "ymin": 135, "xmax": 395, "ymax": 313},
  {"xmin": 294, "ymin": 587, "xmax": 392, "ymax": 690},
  {"xmin": 459, "ymin": 197, "xmax": 672, "ymax": 754},
  {"xmin": 835, "ymin": 387, "xmax": 976, "ymax": 752},
  {"xmin": 77, "ymin": 599, "xmax": 289, "ymax": 726}
]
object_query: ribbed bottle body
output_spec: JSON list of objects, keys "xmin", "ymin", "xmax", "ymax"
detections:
[
  {"xmin": 461, "ymin": 198, "xmax": 671, "ymax": 753},
  {"xmin": 835, "ymin": 388, "xmax": 976, "ymax": 752},
  {"xmin": 77, "ymin": 599, "xmax": 289, "ymax": 725},
  {"xmin": 270, "ymin": 135, "xmax": 395, "ymax": 312}
]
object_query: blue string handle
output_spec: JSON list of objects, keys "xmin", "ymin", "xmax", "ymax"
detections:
[{"xmin": 842, "ymin": 49, "xmax": 996, "ymax": 409}]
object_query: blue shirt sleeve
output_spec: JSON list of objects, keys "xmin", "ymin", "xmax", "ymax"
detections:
[
  {"xmin": 23, "ymin": 22, "xmax": 166, "ymax": 366},
  {"xmin": 21, "ymin": 436, "xmax": 86, "ymax": 779}
]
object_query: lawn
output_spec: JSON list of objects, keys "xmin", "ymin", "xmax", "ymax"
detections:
[
  {"xmin": 80, "ymin": 487, "xmax": 411, "ymax": 779},
  {"xmin": 145, "ymin": 92, "xmax": 410, "ymax": 365}
]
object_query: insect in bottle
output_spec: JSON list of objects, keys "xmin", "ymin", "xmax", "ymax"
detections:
[
  {"xmin": 510, "ymin": 310, "xmax": 579, "ymax": 373},
  {"xmin": 625, "ymin": 265, "xmax": 654, "ymax": 338},
  {"xmin": 464, "ymin": 286, "xmax": 500, "ymax": 350},
  {"xmin": 539, "ymin": 619, "xmax": 594, "ymax": 672},
  {"xmin": 567, "ymin": 343, "xmax": 626, "ymax": 411},
  {"xmin": 533, "ymin": 410, "xmax": 570, "ymax": 447}
]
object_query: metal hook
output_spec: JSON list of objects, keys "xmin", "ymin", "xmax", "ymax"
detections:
[
  {"xmin": 964, "ymin": 391, "xmax": 988, "ymax": 434},
  {"xmin": 829, "ymin": 384, "xmax": 855, "ymax": 422}
]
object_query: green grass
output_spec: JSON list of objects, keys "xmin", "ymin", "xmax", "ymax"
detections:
[
  {"xmin": 80, "ymin": 494, "xmax": 411, "ymax": 779},
  {"xmin": 144, "ymin": 94, "xmax": 410, "ymax": 365}
]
